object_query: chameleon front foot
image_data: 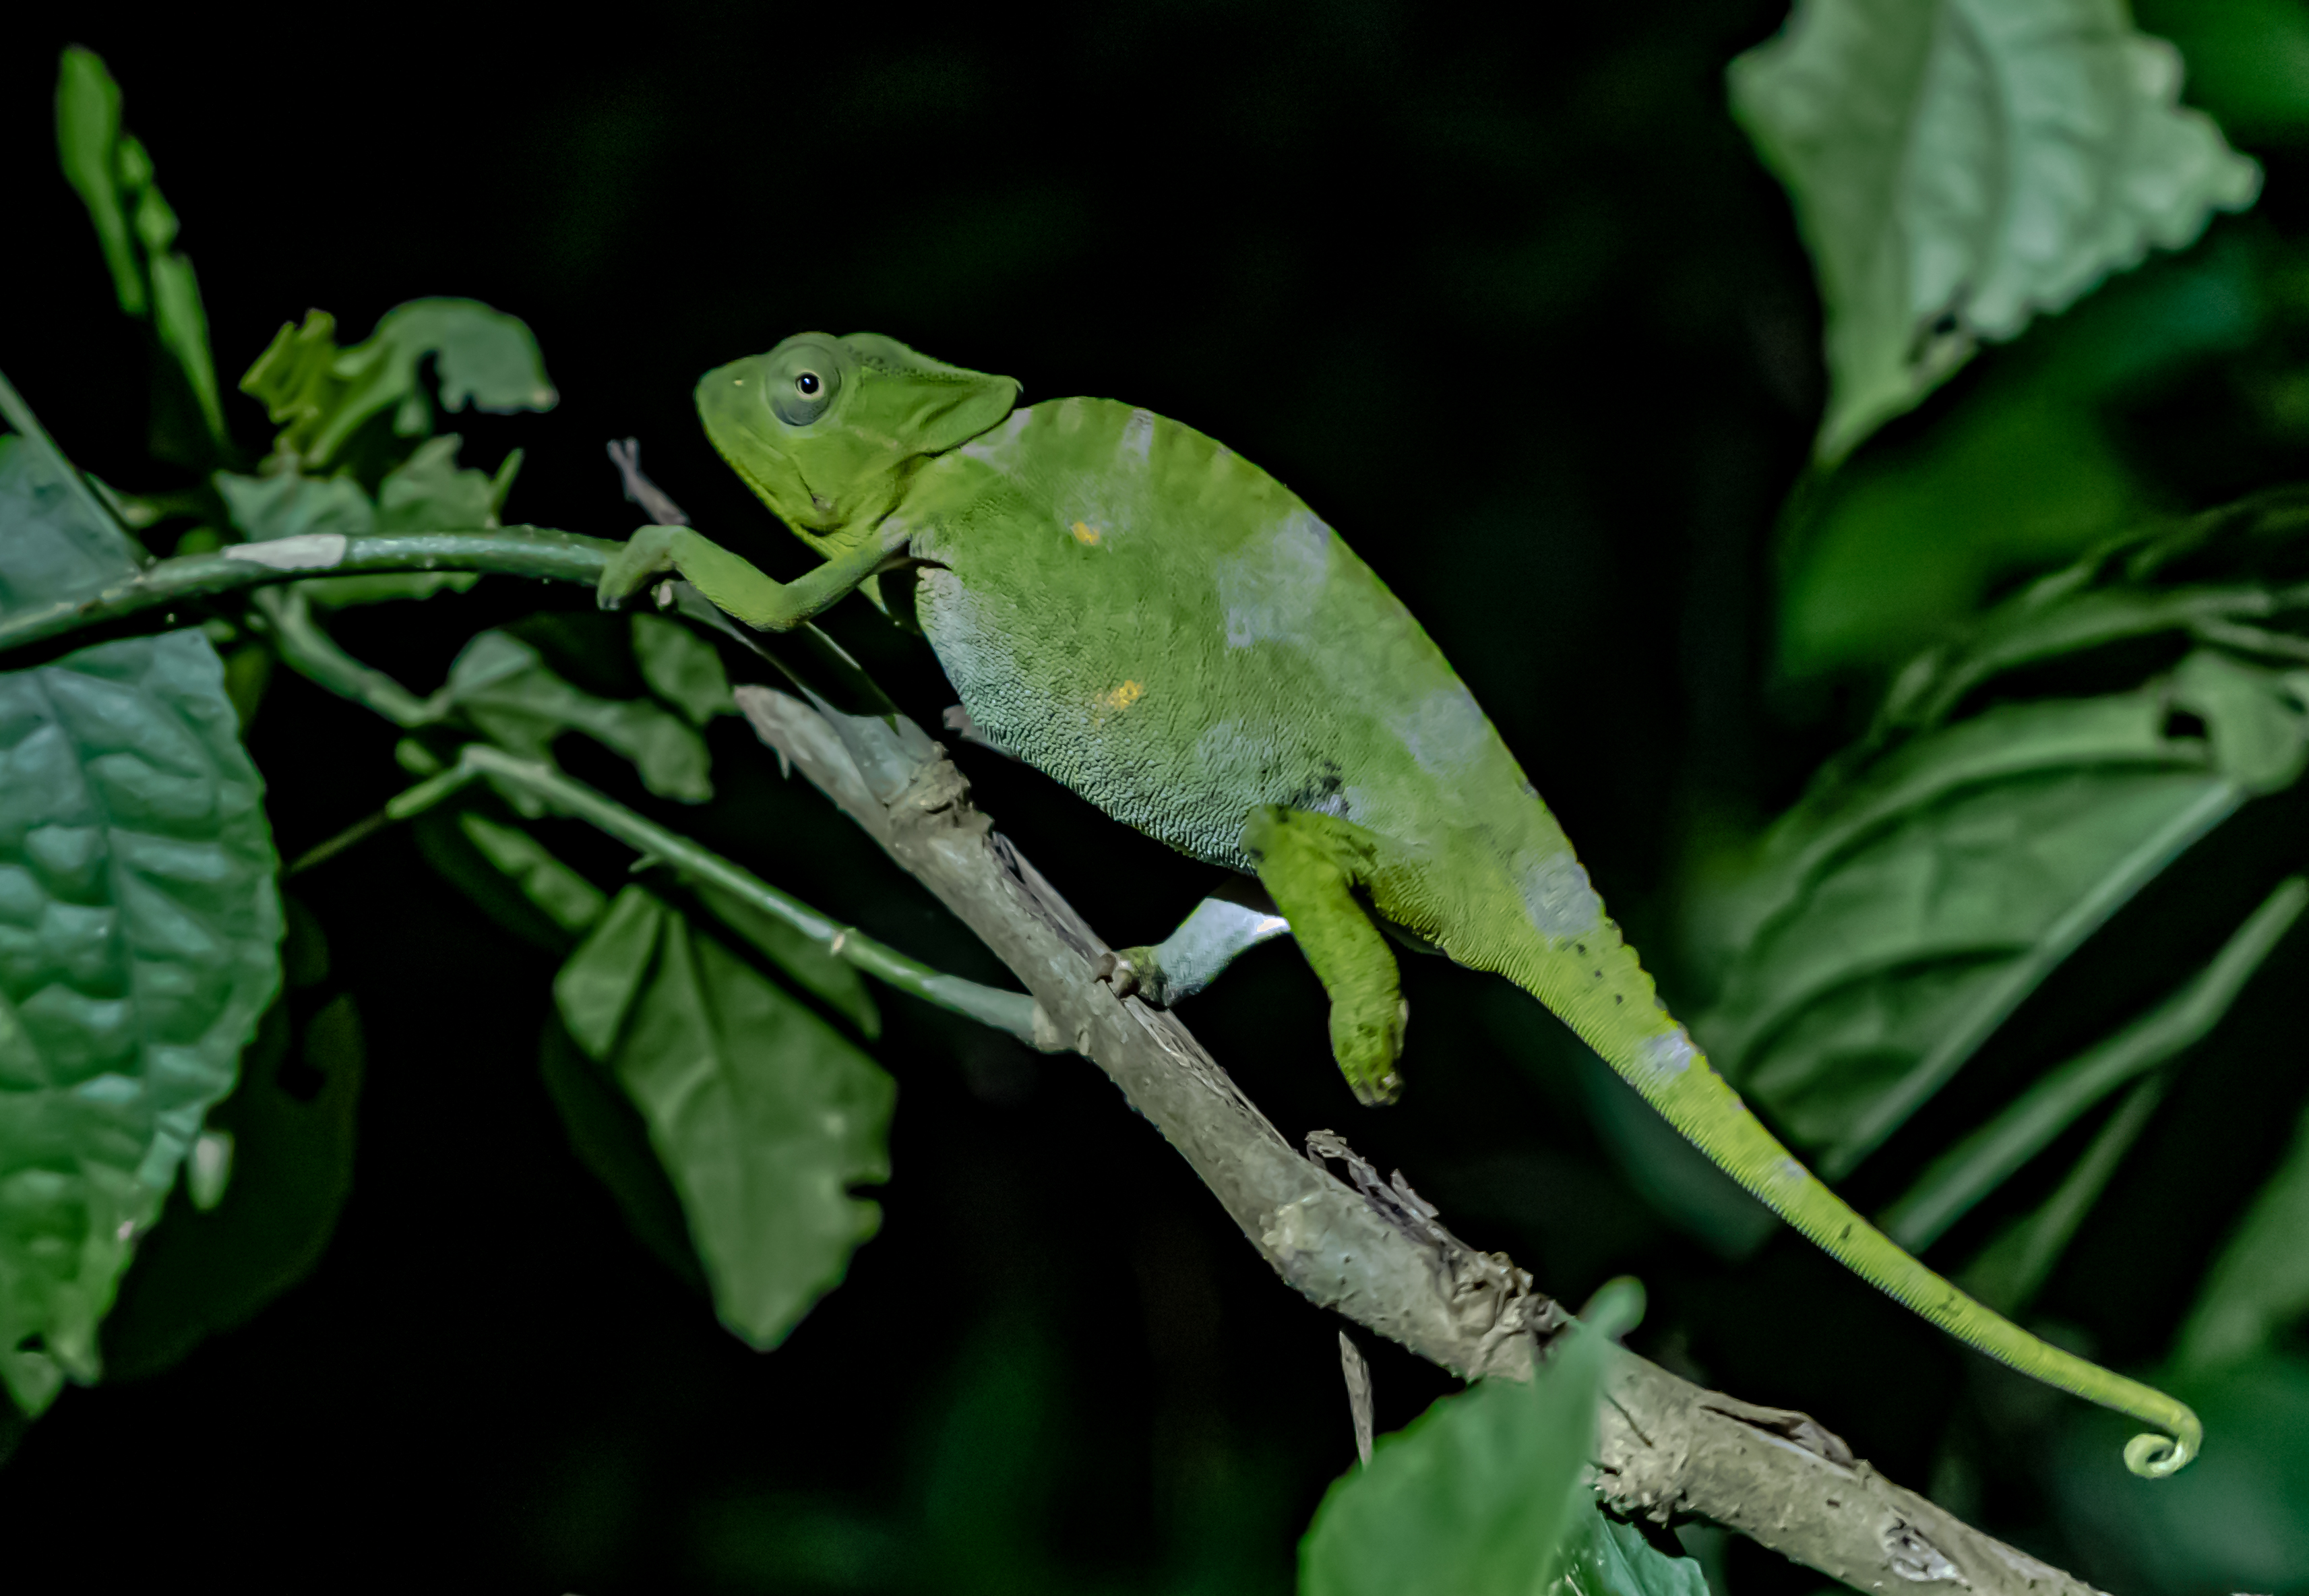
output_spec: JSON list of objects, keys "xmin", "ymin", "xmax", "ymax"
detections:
[{"xmin": 595, "ymin": 524, "xmax": 688, "ymax": 610}]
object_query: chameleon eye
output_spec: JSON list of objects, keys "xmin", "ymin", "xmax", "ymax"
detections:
[{"xmin": 770, "ymin": 359, "xmax": 838, "ymax": 425}]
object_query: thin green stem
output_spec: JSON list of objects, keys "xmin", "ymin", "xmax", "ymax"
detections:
[{"xmin": 452, "ymin": 743, "xmax": 1042, "ymax": 1041}]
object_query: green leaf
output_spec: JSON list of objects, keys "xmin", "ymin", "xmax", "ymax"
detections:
[
  {"xmin": 632, "ymin": 614, "xmax": 735, "ymax": 725},
  {"xmin": 1730, "ymin": 0, "xmax": 2261, "ymax": 461},
  {"xmin": 538, "ymin": 1012, "xmax": 704, "ymax": 1293},
  {"xmin": 0, "ymin": 425, "xmax": 282, "ymax": 1415},
  {"xmin": 1958, "ymin": 1070, "xmax": 2169, "ymax": 1316},
  {"xmin": 216, "ymin": 433, "xmax": 514, "ymax": 607},
  {"xmin": 1697, "ymin": 685, "xmax": 2247, "ymax": 1176},
  {"xmin": 1547, "ymin": 1502, "xmax": 1711, "ymax": 1596},
  {"xmin": 692, "ymin": 882, "xmax": 878, "ymax": 1039},
  {"xmin": 2174, "ymin": 1078, "xmax": 2309, "ymax": 1377},
  {"xmin": 54, "ymin": 49, "xmax": 141, "ymax": 318},
  {"xmin": 98, "ymin": 988, "xmax": 363, "ymax": 1382},
  {"xmin": 1882, "ymin": 875, "xmax": 2306, "ymax": 1250},
  {"xmin": 1777, "ymin": 237, "xmax": 2267, "ymax": 678},
  {"xmin": 238, "ymin": 299, "xmax": 555, "ymax": 472},
  {"xmin": 456, "ymin": 813, "xmax": 607, "ymax": 936},
  {"xmin": 444, "ymin": 629, "xmax": 715, "ymax": 803},
  {"xmin": 53, "ymin": 50, "xmax": 228, "ymax": 456},
  {"xmin": 553, "ymin": 888, "xmax": 894, "ymax": 1349},
  {"xmin": 1299, "ymin": 1283, "xmax": 1642, "ymax": 1596}
]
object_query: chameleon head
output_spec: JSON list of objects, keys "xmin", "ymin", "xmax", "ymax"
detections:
[{"xmin": 696, "ymin": 332, "xmax": 1020, "ymax": 547}]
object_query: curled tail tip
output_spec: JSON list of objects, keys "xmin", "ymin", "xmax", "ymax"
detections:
[{"xmin": 2122, "ymin": 1410, "xmax": 2203, "ymax": 1478}]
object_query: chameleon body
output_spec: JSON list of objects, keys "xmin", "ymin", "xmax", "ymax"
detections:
[{"xmin": 600, "ymin": 332, "xmax": 2198, "ymax": 1477}]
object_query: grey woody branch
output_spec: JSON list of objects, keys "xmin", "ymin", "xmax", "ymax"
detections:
[{"xmin": 735, "ymin": 683, "xmax": 2106, "ymax": 1596}]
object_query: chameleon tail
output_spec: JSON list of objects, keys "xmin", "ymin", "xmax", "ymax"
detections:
[{"xmin": 1496, "ymin": 917, "xmax": 2201, "ymax": 1478}]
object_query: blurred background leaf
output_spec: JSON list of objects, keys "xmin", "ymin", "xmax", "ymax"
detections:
[{"xmin": 1730, "ymin": 0, "xmax": 2261, "ymax": 464}]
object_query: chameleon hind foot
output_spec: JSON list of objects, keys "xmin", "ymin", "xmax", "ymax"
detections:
[
  {"xmin": 1105, "ymin": 884, "xmax": 1292, "ymax": 1006},
  {"xmin": 1240, "ymin": 805, "xmax": 1408, "ymax": 1106}
]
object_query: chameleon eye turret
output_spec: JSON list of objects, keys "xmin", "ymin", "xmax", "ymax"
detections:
[{"xmin": 768, "ymin": 338, "xmax": 843, "ymax": 426}]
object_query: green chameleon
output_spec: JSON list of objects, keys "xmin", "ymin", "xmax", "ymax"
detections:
[{"xmin": 598, "ymin": 331, "xmax": 2198, "ymax": 1478}]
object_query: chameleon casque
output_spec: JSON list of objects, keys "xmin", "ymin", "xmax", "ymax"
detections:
[{"xmin": 598, "ymin": 331, "xmax": 2199, "ymax": 1477}]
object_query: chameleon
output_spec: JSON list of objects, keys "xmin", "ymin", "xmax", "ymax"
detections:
[{"xmin": 597, "ymin": 330, "xmax": 2199, "ymax": 1478}]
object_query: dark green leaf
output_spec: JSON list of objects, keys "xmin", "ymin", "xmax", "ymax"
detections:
[
  {"xmin": 54, "ymin": 49, "xmax": 141, "ymax": 318},
  {"xmin": 1730, "ymin": 0, "xmax": 2260, "ymax": 460},
  {"xmin": 553, "ymin": 888, "xmax": 893, "ymax": 1349},
  {"xmin": 632, "ymin": 614, "xmax": 735, "ymax": 725},
  {"xmin": 1959, "ymin": 1071, "xmax": 2169, "ymax": 1316},
  {"xmin": 538, "ymin": 1013, "xmax": 703, "ymax": 1293},
  {"xmin": 52, "ymin": 50, "xmax": 227, "ymax": 455},
  {"xmin": 1697, "ymin": 684, "xmax": 2246, "ymax": 1176},
  {"xmin": 445, "ymin": 629, "xmax": 714, "ymax": 803},
  {"xmin": 0, "ymin": 427, "xmax": 281, "ymax": 1415},
  {"xmin": 239, "ymin": 300, "xmax": 555, "ymax": 472},
  {"xmin": 1882, "ymin": 876, "xmax": 2307, "ymax": 1249},
  {"xmin": 215, "ymin": 434, "xmax": 514, "ymax": 607},
  {"xmin": 2174, "ymin": 1082, "xmax": 2309, "ymax": 1376},
  {"xmin": 457, "ymin": 813, "xmax": 607, "ymax": 936},
  {"xmin": 98, "ymin": 990, "xmax": 362, "ymax": 1382},
  {"xmin": 692, "ymin": 882, "xmax": 878, "ymax": 1039},
  {"xmin": 1778, "ymin": 238, "xmax": 2267, "ymax": 677},
  {"xmin": 1299, "ymin": 1284, "xmax": 1641, "ymax": 1596},
  {"xmin": 1547, "ymin": 1504, "xmax": 1711, "ymax": 1596}
]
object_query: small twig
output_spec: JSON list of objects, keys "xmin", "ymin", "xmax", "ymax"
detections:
[{"xmin": 608, "ymin": 438, "xmax": 691, "ymax": 526}]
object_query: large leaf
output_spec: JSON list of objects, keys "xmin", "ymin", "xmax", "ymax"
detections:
[
  {"xmin": 1730, "ymin": 0, "xmax": 2260, "ymax": 461},
  {"xmin": 552, "ymin": 887, "xmax": 893, "ymax": 1349},
  {"xmin": 54, "ymin": 48, "xmax": 228, "ymax": 459},
  {"xmin": 1299, "ymin": 1284, "xmax": 1641, "ymax": 1596},
  {"xmin": 239, "ymin": 299, "xmax": 555, "ymax": 472},
  {"xmin": 1697, "ymin": 678, "xmax": 2283, "ymax": 1177},
  {"xmin": 0, "ymin": 417, "xmax": 281, "ymax": 1415},
  {"xmin": 1882, "ymin": 874, "xmax": 2307, "ymax": 1250}
]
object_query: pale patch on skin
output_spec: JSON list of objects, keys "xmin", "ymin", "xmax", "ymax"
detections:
[
  {"xmin": 223, "ymin": 533, "xmax": 348, "ymax": 570},
  {"xmin": 1214, "ymin": 510, "xmax": 1332, "ymax": 648},
  {"xmin": 1642, "ymin": 1029, "xmax": 1698, "ymax": 1076},
  {"xmin": 955, "ymin": 408, "xmax": 1034, "ymax": 470},
  {"xmin": 1056, "ymin": 396, "xmax": 1088, "ymax": 432},
  {"xmin": 1121, "ymin": 406, "xmax": 1156, "ymax": 460},
  {"xmin": 1520, "ymin": 851, "xmax": 1603, "ymax": 938},
  {"xmin": 1390, "ymin": 684, "xmax": 1489, "ymax": 774}
]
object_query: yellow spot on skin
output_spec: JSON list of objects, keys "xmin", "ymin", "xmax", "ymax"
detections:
[
  {"xmin": 1094, "ymin": 679, "xmax": 1144, "ymax": 715},
  {"xmin": 1070, "ymin": 520, "xmax": 1102, "ymax": 545}
]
